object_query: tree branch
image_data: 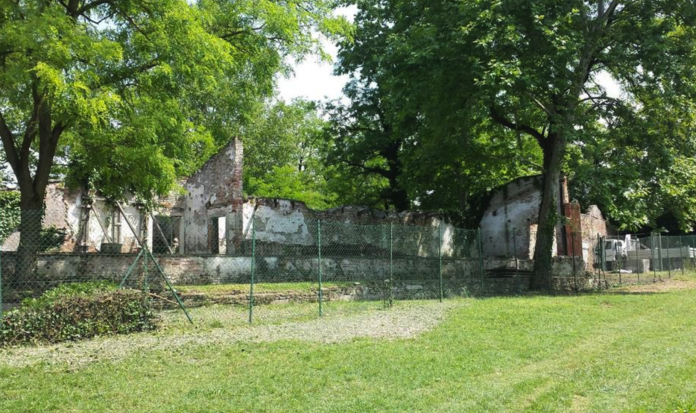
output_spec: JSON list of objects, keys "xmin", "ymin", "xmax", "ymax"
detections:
[
  {"xmin": 489, "ymin": 106, "xmax": 546, "ymax": 146},
  {"xmin": 524, "ymin": 92, "xmax": 555, "ymax": 116},
  {"xmin": 0, "ymin": 110, "xmax": 20, "ymax": 174},
  {"xmin": 344, "ymin": 160, "xmax": 389, "ymax": 178},
  {"xmin": 76, "ymin": 0, "xmax": 113, "ymax": 16}
]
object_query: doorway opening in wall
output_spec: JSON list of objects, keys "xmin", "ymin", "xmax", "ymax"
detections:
[
  {"xmin": 208, "ymin": 216, "xmax": 226, "ymax": 254},
  {"xmin": 153, "ymin": 216, "xmax": 181, "ymax": 254}
]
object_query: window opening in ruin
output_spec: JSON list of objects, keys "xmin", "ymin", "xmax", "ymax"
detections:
[
  {"xmin": 153, "ymin": 216, "xmax": 181, "ymax": 254},
  {"xmin": 207, "ymin": 216, "xmax": 226, "ymax": 254}
]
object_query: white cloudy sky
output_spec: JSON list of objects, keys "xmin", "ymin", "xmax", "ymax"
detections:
[
  {"xmin": 277, "ymin": 6, "xmax": 622, "ymax": 103},
  {"xmin": 276, "ymin": 7, "xmax": 356, "ymax": 103}
]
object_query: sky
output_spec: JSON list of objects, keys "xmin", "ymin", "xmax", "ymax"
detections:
[
  {"xmin": 276, "ymin": 7, "xmax": 356, "ymax": 103},
  {"xmin": 277, "ymin": 6, "xmax": 623, "ymax": 104}
]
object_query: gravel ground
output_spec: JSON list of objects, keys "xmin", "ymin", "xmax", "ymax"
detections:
[{"xmin": 0, "ymin": 301, "xmax": 460, "ymax": 369}]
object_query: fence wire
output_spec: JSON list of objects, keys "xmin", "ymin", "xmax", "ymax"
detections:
[
  {"xmin": 0, "ymin": 209, "xmax": 492, "ymax": 324},
  {"xmin": 591, "ymin": 233, "xmax": 696, "ymax": 286},
  {"xmin": 6, "ymin": 207, "xmax": 691, "ymax": 326}
]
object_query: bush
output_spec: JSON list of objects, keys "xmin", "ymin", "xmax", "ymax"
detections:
[{"xmin": 1, "ymin": 282, "xmax": 158, "ymax": 346}]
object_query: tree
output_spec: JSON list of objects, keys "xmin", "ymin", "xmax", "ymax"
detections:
[
  {"xmin": 324, "ymin": 81, "xmax": 411, "ymax": 210},
  {"xmin": 243, "ymin": 98, "xmax": 337, "ymax": 209},
  {"xmin": 569, "ymin": 92, "xmax": 696, "ymax": 232},
  {"xmin": 0, "ymin": 0, "xmax": 344, "ymax": 287},
  {"xmin": 332, "ymin": 1, "xmax": 542, "ymax": 216},
  {"xmin": 339, "ymin": 0, "xmax": 696, "ymax": 288}
]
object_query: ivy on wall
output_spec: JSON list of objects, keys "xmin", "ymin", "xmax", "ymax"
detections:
[{"xmin": 0, "ymin": 191, "xmax": 20, "ymax": 243}]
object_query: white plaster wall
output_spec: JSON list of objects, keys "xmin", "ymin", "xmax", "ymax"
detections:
[
  {"xmin": 184, "ymin": 184, "xmax": 208, "ymax": 253},
  {"xmin": 242, "ymin": 201, "xmax": 470, "ymax": 257},
  {"xmin": 479, "ymin": 176, "xmax": 565, "ymax": 259},
  {"xmin": 243, "ymin": 201, "xmax": 313, "ymax": 245},
  {"xmin": 481, "ymin": 190, "xmax": 541, "ymax": 258}
]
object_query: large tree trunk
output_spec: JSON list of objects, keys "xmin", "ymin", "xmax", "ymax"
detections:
[
  {"xmin": 1, "ymin": 85, "xmax": 62, "ymax": 294},
  {"xmin": 383, "ymin": 139, "xmax": 409, "ymax": 211},
  {"xmin": 532, "ymin": 132, "xmax": 567, "ymax": 290},
  {"xmin": 14, "ymin": 197, "xmax": 44, "ymax": 293}
]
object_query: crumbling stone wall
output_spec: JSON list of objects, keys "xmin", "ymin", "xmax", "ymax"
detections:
[
  {"xmin": 1, "ymin": 183, "xmax": 151, "ymax": 253},
  {"xmin": 580, "ymin": 205, "xmax": 608, "ymax": 269},
  {"xmin": 184, "ymin": 138, "xmax": 243, "ymax": 254},
  {"xmin": 480, "ymin": 175, "xmax": 606, "ymax": 262},
  {"xmin": 241, "ymin": 198, "xmax": 478, "ymax": 259},
  {"xmin": 480, "ymin": 176, "xmax": 544, "ymax": 258}
]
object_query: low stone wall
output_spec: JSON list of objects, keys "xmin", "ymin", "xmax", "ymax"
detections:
[{"xmin": 0, "ymin": 253, "xmax": 591, "ymax": 304}]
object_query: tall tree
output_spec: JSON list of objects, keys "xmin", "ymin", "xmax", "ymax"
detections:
[
  {"xmin": 339, "ymin": 0, "xmax": 696, "ymax": 288},
  {"xmin": 243, "ymin": 98, "xmax": 337, "ymax": 209},
  {"xmin": 332, "ymin": 1, "xmax": 542, "ymax": 216},
  {"xmin": 324, "ymin": 81, "xmax": 412, "ymax": 210},
  {"xmin": 0, "ymin": 0, "xmax": 344, "ymax": 286}
]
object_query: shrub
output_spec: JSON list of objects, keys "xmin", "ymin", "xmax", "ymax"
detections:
[{"xmin": 1, "ymin": 282, "xmax": 158, "ymax": 346}]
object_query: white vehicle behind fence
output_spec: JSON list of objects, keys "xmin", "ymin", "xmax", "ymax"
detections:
[{"xmin": 598, "ymin": 235, "xmax": 696, "ymax": 272}]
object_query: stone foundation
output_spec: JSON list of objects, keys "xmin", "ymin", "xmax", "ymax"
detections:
[{"xmin": 0, "ymin": 253, "xmax": 593, "ymax": 305}]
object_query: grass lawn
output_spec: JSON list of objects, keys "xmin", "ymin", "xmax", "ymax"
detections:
[{"xmin": 3, "ymin": 279, "xmax": 696, "ymax": 412}]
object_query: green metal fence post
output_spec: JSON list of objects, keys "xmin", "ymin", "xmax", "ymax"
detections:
[
  {"xmin": 477, "ymin": 228, "xmax": 485, "ymax": 295},
  {"xmin": 513, "ymin": 227, "xmax": 520, "ymax": 294},
  {"xmin": 658, "ymin": 232, "xmax": 663, "ymax": 280},
  {"xmin": 389, "ymin": 222, "xmax": 393, "ymax": 283},
  {"xmin": 572, "ymin": 232, "xmax": 578, "ymax": 292},
  {"xmin": 680, "ymin": 235, "xmax": 685, "ymax": 276},
  {"xmin": 318, "ymin": 219, "xmax": 323, "ymax": 317},
  {"xmin": 666, "ymin": 235, "xmax": 671, "ymax": 280},
  {"xmin": 249, "ymin": 216, "xmax": 256, "ymax": 324},
  {"xmin": 618, "ymin": 241, "xmax": 622, "ymax": 285},
  {"xmin": 438, "ymin": 223, "xmax": 443, "ymax": 303},
  {"xmin": 652, "ymin": 233, "xmax": 657, "ymax": 282}
]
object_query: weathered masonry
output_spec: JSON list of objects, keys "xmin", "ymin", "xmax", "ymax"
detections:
[
  {"xmin": 479, "ymin": 175, "xmax": 607, "ymax": 268},
  {"xmin": 1, "ymin": 139, "xmax": 246, "ymax": 255},
  {"xmin": 2, "ymin": 138, "xmax": 604, "ymax": 287}
]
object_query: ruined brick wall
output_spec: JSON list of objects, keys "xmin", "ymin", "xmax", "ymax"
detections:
[
  {"xmin": 480, "ymin": 176, "xmax": 595, "ymax": 260},
  {"xmin": 480, "ymin": 176, "xmax": 543, "ymax": 259},
  {"xmin": 183, "ymin": 138, "xmax": 243, "ymax": 253},
  {"xmin": 1, "ymin": 183, "xmax": 151, "ymax": 253},
  {"xmin": 580, "ymin": 205, "xmax": 607, "ymax": 269},
  {"xmin": 241, "ymin": 198, "xmax": 477, "ymax": 258}
]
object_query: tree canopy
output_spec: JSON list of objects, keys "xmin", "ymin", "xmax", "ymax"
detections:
[
  {"xmin": 0, "ymin": 0, "xmax": 346, "ymax": 208},
  {"xmin": 243, "ymin": 98, "xmax": 337, "ymax": 209},
  {"xmin": 334, "ymin": 0, "xmax": 696, "ymax": 287}
]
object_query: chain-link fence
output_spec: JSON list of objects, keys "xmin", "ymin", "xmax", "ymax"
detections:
[
  {"xmin": 4, "ymin": 206, "xmax": 666, "ymax": 326},
  {"xmin": 1, "ymin": 208, "xmax": 497, "ymax": 325},
  {"xmin": 591, "ymin": 233, "xmax": 696, "ymax": 286}
]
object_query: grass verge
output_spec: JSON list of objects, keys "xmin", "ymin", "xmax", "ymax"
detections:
[{"xmin": 2, "ymin": 280, "xmax": 696, "ymax": 412}]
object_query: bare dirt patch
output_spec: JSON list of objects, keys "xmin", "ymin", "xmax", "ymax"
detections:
[{"xmin": 0, "ymin": 301, "xmax": 459, "ymax": 369}]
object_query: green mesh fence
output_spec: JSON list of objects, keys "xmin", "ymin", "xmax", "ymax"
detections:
[
  {"xmin": 590, "ymin": 233, "xmax": 696, "ymax": 286},
  {"xmin": 0, "ymin": 207, "xmax": 491, "ymax": 325},
  {"xmin": 11, "ymin": 206, "xmax": 686, "ymax": 326}
]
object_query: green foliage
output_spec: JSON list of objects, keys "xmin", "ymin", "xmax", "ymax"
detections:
[
  {"xmin": 336, "ymin": 1, "xmax": 696, "ymax": 279},
  {"xmin": 0, "ymin": 283, "xmax": 156, "ymax": 346},
  {"xmin": 329, "ymin": 2, "xmax": 544, "ymax": 215},
  {"xmin": 248, "ymin": 165, "xmax": 336, "ymax": 210},
  {"xmin": 0, "ymin": 0, "xmax": 347, "ymax": 203},
  {"xmin": 0, "ymin": 191, "xmax": 20, "ymax": 242},
  {"xmin": 244, "ymin": 99, "xmax": 338, "ymax": 209}
]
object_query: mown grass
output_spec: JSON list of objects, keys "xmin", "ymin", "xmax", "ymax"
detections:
[{"xmin": 3, "ymin": 282, "xmax": 696, "ymax": 412}]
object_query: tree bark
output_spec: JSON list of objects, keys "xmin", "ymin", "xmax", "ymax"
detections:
[
  {"xmin": 2, "ymin": 86, "xmax": 63, "ymax": 294},
  {"xmin": 531, "ymin": 131, "xmax": 567, "ymax": 290},
  {"xmin": 14, "ymin": 200, "xmax": 44, "ymax": 293},
  {"xmin": 382, "ymin": 138, "xmax": 409, "ymax": 211}
]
